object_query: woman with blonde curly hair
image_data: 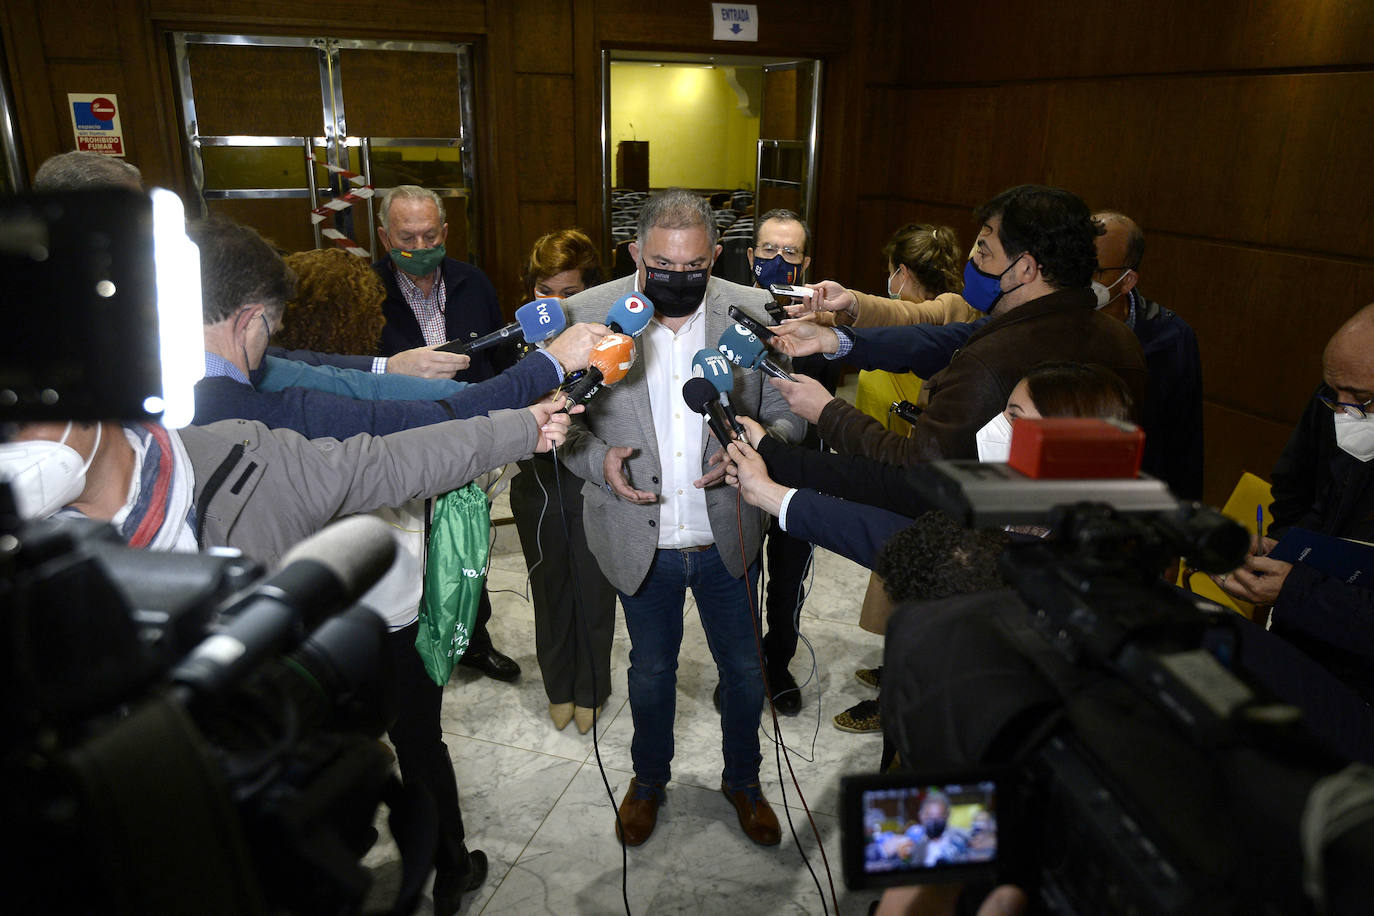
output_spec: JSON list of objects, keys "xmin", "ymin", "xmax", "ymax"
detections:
[{"xmin": 278, "ymin": 247, "xmax": 388, "ymax": 354}]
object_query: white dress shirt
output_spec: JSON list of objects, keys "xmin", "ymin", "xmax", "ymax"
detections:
[{"xmin": 641, "ymin": 305, "xmax": 714, "ymax": 548}]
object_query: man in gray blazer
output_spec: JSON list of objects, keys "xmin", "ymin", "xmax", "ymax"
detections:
[{"xmin": 558, "ymin": 189, "xmax": 804, "ymax": 848}]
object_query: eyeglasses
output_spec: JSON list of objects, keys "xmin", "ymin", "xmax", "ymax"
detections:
[
  {"xmin": 756, "ymin": 244, "xmax": 803, "ymax": 259},
  {"xmin": 1318, "ymin": 387, "xmax": 1373, "ymax": 420}
]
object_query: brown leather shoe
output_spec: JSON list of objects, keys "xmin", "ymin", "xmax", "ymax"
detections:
[
  {"xmin": 722, "ymin": 782, "xmax": 781, "ymax": 846},
  {"xmin": 616, "ymin": 778, "xmax": 664, "ymax": 846}
]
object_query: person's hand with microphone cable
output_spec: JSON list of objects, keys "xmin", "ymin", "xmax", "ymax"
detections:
[
  {"xmin": 733, "ymin": 414, "xmax": 768, "ymax": 449},
  {"xmin": 723, "ymin": 437, "xmax": 791, "ymax": 518},
  {"xmin": 528, "ymin": 392, "xmax": 578, "ymax": 452}
]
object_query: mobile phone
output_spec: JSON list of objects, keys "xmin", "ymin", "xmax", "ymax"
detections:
[
  {"xmin": 840, "ymin": 770, "xmax": 1006, "ymax": 890},
  {"xmin": 890, "ymin": 400, "xmax": 922, "ymax": 424},
  {"xmin": 769, "ymin": 282, "xmax": 814, "ymax": 299},
  {"xmin": 727, "ymin": 304, "xmax": 776, "ymax": 339}
]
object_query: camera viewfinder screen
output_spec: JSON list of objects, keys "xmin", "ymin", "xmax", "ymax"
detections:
[{"xmin": 860, "ymin": 780, "xmax": 997, "ymax": 875}]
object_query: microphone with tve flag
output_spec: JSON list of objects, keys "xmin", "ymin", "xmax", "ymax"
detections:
[
  {"xmin": 437, "ymin": 297, "xmax": 566, "ymax": 354},
  {"xmin": 682, "ymin": 377, "xmax": 739, "ymax": 447},
  {"xmin": 691, "ymin": 348, "xmax": 746, "ymax": 437},
  {"xmin": 170, "ymin": 515, "xmax": 397, "ymax": 701},
  {"xmin": 716, "ymin": 323, "xmax": 795, "ymax": 381},
  {"xmin": 563, "ymin": 333, "xmax": 636, "ymax": 407},
  {"xmin": 605, "ymin": 291, "xmax": 655, "ymax": 337}
]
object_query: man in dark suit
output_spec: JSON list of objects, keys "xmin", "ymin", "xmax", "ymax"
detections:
[
  {"xmin": 558, "ymin": 189, "xmax": 805, "ymax": 848},
  {"xmin": 373, "ymin": 184, "xmax": 520, "ymax": 681}
]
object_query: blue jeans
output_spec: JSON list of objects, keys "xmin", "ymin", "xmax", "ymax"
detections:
[{"xmin": 619, "ymin": 546, "xmax": 763, "ymax": 790}]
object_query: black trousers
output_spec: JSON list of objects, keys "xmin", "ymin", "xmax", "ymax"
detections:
[
  {"xmin": 759, "ymin": 355, "xmax": 834, "ymax": 675},
  {"xmin": 509, "ymin": 455, "xmax": 618, "ymax": 707},
  {"xmin": 385, "ymin": 621, "xmax": 466, "ymax": 869},
  {"xmin": 762, "ymin": 515, "xmax": 813, "ymax": 673}
]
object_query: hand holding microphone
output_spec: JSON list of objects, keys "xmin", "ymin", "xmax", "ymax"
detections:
[
  {"xmin": 716, "ymin": 324, "xmax": 796, "ymax": 381},
  {"xmin": 528, "ymin": 393, "xmax": 580, "ymax": 452},
  {"xmin": 544, "ymin": 322, "xmax": 611, "ymax": 373},
  {"xmin": 723, "ymin": 438, "xmax": 789, "ymax": 518},
  {"xmin": 563, "ymin": 333, "xmax": 636, "ymax": 408}
]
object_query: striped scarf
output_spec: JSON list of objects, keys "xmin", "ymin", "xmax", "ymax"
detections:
[{"xmin": 117, "ymin": 423, "xmax": 198, "ymax": 552}]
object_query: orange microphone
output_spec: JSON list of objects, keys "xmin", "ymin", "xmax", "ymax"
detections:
[{"xmin": 564, "ymin": 333, "xmax": 636, "ymax": 407}]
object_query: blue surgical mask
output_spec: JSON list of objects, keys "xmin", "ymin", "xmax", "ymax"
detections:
[
  {"xmin": 753, "ymin": 253, "xmax": 801, "ymax": 290},
  {"xmin": 962, "ymin": 254, "xmax": 1025, "ymax": 313}
]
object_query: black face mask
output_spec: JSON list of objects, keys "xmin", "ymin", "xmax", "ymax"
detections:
[
  {"xmin": 643, "ymin": 265, "xmax": 709, "ymax": 318},
  {"xmin": 923, "ymin": 818, "xmax": 947, "ymax": 839}
]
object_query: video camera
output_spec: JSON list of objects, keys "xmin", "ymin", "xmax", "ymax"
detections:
[
  {"xmin": 1, "ymin": 189, "xmax": 425, "ymax": 915},
  {"xmin": 840, "ymin": 456, "xmax": 1374, "ymax": 915}
]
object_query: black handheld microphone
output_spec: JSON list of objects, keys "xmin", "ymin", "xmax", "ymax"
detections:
[
  {"xmin": 683, "ymin": 376, "xmax": 737, "ymax": 447},
  {"xmin": 170, "ymin": 515, "xmax": 397, "ymax": 700}
]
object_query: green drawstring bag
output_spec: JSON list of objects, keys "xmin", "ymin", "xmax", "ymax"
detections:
[{"xmin": 415, "ymin": 483, "xmax": 491, "ymax": 686}]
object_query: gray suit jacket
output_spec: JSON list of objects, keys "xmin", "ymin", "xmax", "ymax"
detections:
[{"xmin": 558, "ymin": 275, "xmax": 804, "ymax": 594}]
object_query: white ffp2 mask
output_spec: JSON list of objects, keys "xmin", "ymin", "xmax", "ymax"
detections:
[
  {"xmin": 975, "ymin": 412, "xmax": 1013, "ymax": 463},
  {"xmin": 1334, "ymin": 412, "xmax": 1374, "ymax": 462},
  {"xmin": 0, "ymin": 421, "xmax": 102, "ymax": 519}
]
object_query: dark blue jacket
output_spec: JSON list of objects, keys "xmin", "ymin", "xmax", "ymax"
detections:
[
  {"xmin": 374, "ymin": 256, "xmax": 514, "ymax": 383},
  {"xmin": 784, "ymin": 488, "xmax": 912, "ymax": 570},
  {"xmin": 1132, "ymin": 295, "xmax": 1203, "ymax": 500},
  {"xmin": 192, "ymin": 352, "xmax": 559, "ymax": 440},
  {"xmin": 1267, "ymin": 390, "xmax": 1374, "ymax": 703}
]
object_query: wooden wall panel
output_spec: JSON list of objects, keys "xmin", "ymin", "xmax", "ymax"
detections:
[
  {"xmin": 513, "ymin": 74, "xmax": 577, "ymax": 199},
  {"xmin": 1203, "ymin": 403, "xmax": 1299, "ymax": 507},
  {"xmin": 593, "ymin": 0, "xmax": 852, "ymax": 53},
  {"xmin": 40, "ymin": 0, "xmax": 121, "ymax": 61},
  {"xmin": 187, "ymin": 44, "xmax": 322, "ymax": 137},
  {"xmin": 148, "ymin": 0, "xmax": 488, "ymax": 34},
  {"xmin": 1147, "ymin": 236, "xmax": 1374, "ymax": 419},
  {"xmin": 886, "ymin": 0, "xmax": 1374, "ymax": 84},
  {"xmin": 339, "ymin": 50, "xmax": 467, "ymax": 138},
  {"xmin": 510, "ymin": 0, "xmax": 575, "ymax": 73},
  {"xmin": 515, "ymin": 200, "xmax": 580, "ymax": 286}
]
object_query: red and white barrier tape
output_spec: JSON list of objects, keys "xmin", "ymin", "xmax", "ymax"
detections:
[
  {"xmin": 307, "ymin": 151, "xmax": 374, "ymax": 254},
  {"xmin": 321, "ymin": 228, "xmax": 371, "ymax": 258}
]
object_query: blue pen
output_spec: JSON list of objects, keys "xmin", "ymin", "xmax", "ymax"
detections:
[{"xmin": 1256, "ymin": 504, "xmax": 1266, "ymax": 555}]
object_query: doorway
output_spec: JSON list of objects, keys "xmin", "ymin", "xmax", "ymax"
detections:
[
  {"xmin": 601, "ymin": 51, "xmax": 821, "ymax": 282},
  {"xmin": 170, "ymin": 33, "xmax": 479, "ymax": 262}
]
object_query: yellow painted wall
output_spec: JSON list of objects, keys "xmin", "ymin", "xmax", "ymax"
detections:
[{"xmin": 610, "ymin": 64, "xmax": 760, "ymax": 190}]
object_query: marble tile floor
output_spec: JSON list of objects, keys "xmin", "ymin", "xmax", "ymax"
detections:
[{"xmin": 362, "ymin": 487, "xmax": 889, "ymax": 916}]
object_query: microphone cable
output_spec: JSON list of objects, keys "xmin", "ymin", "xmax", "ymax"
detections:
[
  {"xmin": 733, "ymin": 481, "xmax": 840, "ymax": 915},
  {"xmin": 549, "ymin": 443, "xmax": 634, "ymax": 916},
  {"xmin": 756, "ymin": 545, "xmax": 826, "ymax": 765}
]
